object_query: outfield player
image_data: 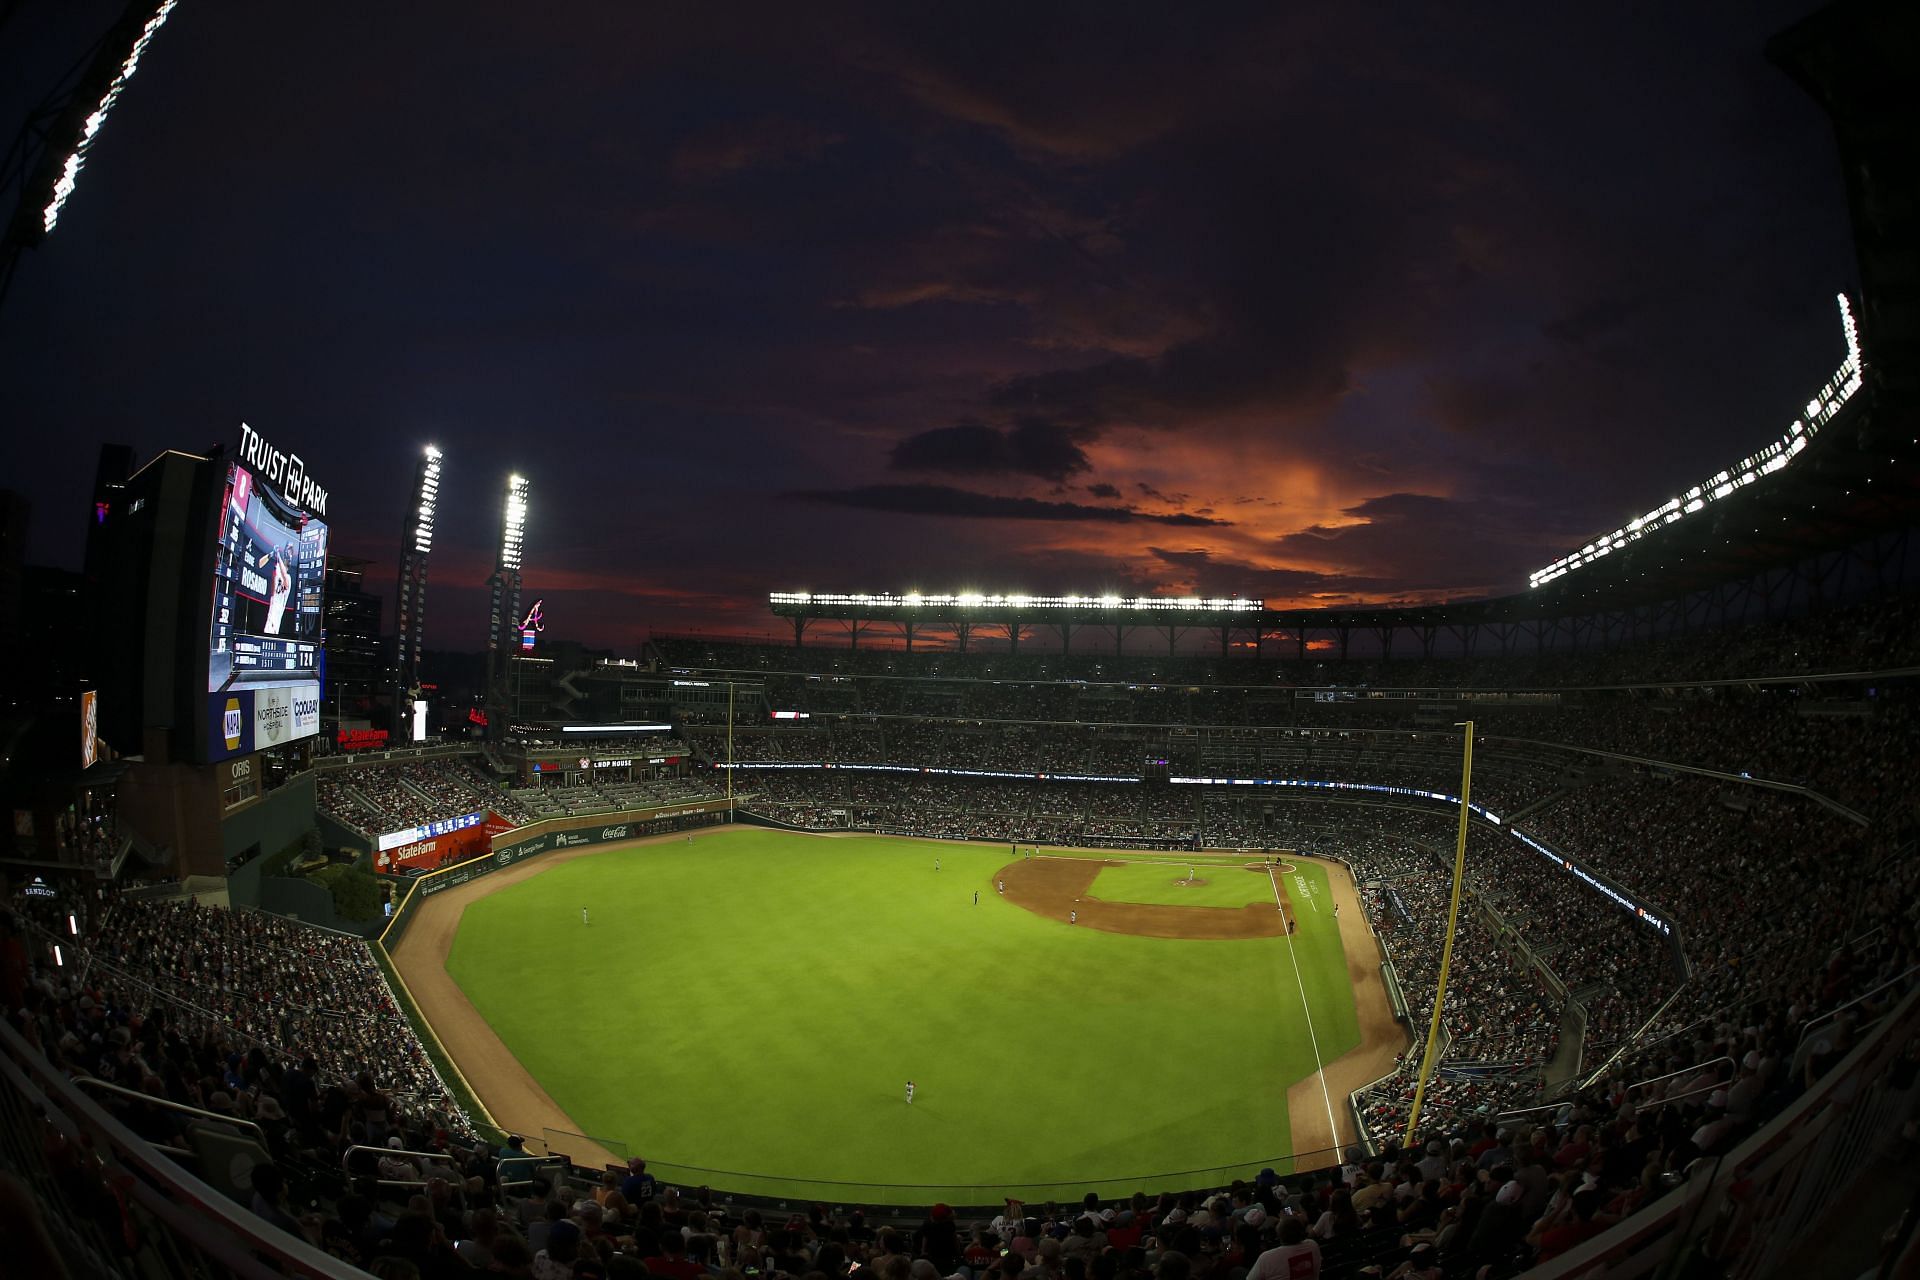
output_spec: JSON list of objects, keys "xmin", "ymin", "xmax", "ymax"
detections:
[
  {"xmin": 935, "ymin": 857, "xmax": 941, "ymax": 872},
  {"xmin": 581, "ymin": 906, "xmax": 590, "ymax": 926},
  {"xmin": 906, "ymin": 1080, "xmax": 915, "ymax": 1104},
  {"xmin": 973, "ymin": 890, "xmax": 979, "ymax": 905}
]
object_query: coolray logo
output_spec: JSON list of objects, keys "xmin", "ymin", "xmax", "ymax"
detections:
[
  {"xmin": 237, "ymin": 423, "xmax": 329, "ymax": 516},
  {"xmin": 292, "ymin": 691, "xmax": 319, "ymax": 736},
  {"xmin": 599, "ymin": 826, "xmax": 630, "ymax": 840},
  {"xmin": 223, "ymin": 698, "xmax": 243, "ymax": 751}
]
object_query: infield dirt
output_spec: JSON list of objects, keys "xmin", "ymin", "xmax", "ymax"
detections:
[
  {"xmin": 389, "ymin": 832, "xmax": 1406, "ymax": 1179},
  {"xmin": 998, "ymin": 854, "xmax": 1297, "ymax": 938}
]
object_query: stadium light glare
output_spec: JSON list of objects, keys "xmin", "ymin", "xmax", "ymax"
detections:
[
  {"xmin": 767, "ymin": 590, "xmax": 1264, "ymax": 613},
  {"xmin": 1529, "ymin": 293, "xmax": 1865, "ymax": 588},
  {"xmin": 500, "ymin": 474, "xmax": 530, "ymax": 570},
  {"xmin": 41, "ymin": 0, "xmax": 181, "ymax": 236}
]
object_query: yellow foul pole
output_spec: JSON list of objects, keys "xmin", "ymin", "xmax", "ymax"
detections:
[
  {"xmin": 1403, "ymin": 719, "xmax": 1473, "ymax": 1146},
  {"xmin": 726, "ymin": 681, "xmax": 735, "ymax": 803}
]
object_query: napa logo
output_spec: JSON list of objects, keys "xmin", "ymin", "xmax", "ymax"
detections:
[{"xmin": 222, "ymin": 698, "xmax": 244, "ymax": 751}]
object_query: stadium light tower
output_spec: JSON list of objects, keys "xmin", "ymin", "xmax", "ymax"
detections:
[
  {"xmin": 482, "ymin": 473, "xmax": 530, "ymax": 739},
  {"xmin": 391, "ymin": 444, "xmax": 443, "ymax": 733},
  {"xmin": 1, "ymin": 0, "xmax": 183, "ymax": 306}
]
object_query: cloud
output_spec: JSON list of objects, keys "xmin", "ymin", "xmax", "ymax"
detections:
[
  {"xmin": 1085, "ymin": 482, "xmax": 1121, "ymax": 499},
  {"xmin": 889, "ymin": 419, "xmax": 1092, "ymax": 482},
  {"xmin": 1145, "ymin": 546, "xmax": 1392, "ymax": 602},
  {"xmin": 672, "ymin": 117, "xmax": 843, "ymax": 181},
  {"xmin": 1270, "ymin": 491, "xmax": 1585, "ymax": 593},
  {"xmin": 790, "ymin": 483, "xmax": 1230, "ymax": 526}
]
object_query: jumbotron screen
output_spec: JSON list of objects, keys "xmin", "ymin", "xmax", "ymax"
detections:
[{"xmin": 207, "ymin": 461, "xmax": 327, "ymax": 757}]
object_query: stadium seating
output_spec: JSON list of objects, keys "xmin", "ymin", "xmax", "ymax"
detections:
[{"xmin": 3, "ymin": 596, "xmax": 1914, "ymax": 1276}]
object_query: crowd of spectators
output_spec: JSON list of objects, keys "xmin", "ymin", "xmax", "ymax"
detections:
[
  {"xmin": 514, "ymin": 736, "xmax": 694, "ymax": 758},
  {"xmin": 317, "ymin": 757, "xmax": 521, "ymax": 837},
  {"xmin": 7, "ymin": 868, "xmax": 1910, "ymax": 1278},
  {"xmin": 655, "ymin": 592, "xmax": 1920, "ymax": 692},
  {"xmin": 510, "ymin": 777, "xmax": 727, "ymax": 822}
]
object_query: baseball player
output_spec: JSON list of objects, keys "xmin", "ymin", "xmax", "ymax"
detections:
[
  {"xmin": 997, "ymin": 879, "xmax": 1005, "ymax": 895},
  {"xmin": 935, "ymin": 857, "xmax": 941, "ymax": 872},
  {"xmin": 906, "ymin": 1080, "xmax": 915, "ymax": 1104},
  {"xmin": 1070, "ymin": 909, "xmax": 1077, "ymax": 925},
  {"xmin": 581, "ymin": 906, "xmax": 590, "ymax": 926},
  {"xmin": 973, "ymin": 890, "xmax": 979, "ymax": 905},
  {"xmin": 261, "ymin": 543, "xmax": 295, "ymax": 635}
]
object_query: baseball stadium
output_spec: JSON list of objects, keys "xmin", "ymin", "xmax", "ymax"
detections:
[{"xmin": 1, "ymin": 3, "xmax": 1918, "ymax": 1280}]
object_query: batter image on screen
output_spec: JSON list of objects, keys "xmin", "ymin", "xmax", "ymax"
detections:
[
  {"xmin": 208, "ymin": 462, "xmax": 327, "ymax": 693},
  {"xmin": 262, "ymin": 541, "xmax": 295, "ymax": 635}
]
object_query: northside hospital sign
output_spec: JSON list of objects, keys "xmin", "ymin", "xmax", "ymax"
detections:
[{"xmin": 237, "ymin": 422, "xmax": 328, "ymax": 517}]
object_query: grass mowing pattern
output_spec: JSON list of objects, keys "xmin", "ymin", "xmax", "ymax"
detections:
[{"xmin": 444, "ymin": 830, "xmax": 1360, "ymax": 1200}]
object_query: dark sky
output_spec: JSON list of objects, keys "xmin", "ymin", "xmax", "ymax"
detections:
[{"xmin": 0, "ymin": 1, "xmax": 1860, "ymax": 650}]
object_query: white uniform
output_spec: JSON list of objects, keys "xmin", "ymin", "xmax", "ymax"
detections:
[
  {"xmin": 906, "ymin": 1081, "xmax": 915, "ymax": 1104},
  {"xmin": 263, "ymin": 549, "xmax": 293, "ymax": 635}
]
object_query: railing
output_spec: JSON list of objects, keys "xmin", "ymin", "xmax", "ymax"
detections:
[
  {"xmin": 0, "ymin": 1017, "xmax": 366, "ymax": 1279},
  {"xmin": 73, "ymin": 1078, "xmax": 271, "ymax": 1147},
  {"xmin": 1580, "ymin": 981, "xmax": 1692, "ymax": 1088},
  {"xmin": 626, "ymin": 1143, "xmax": 1354, "ymax": 1209},
  {"xmin": 1793, "ymin": 963, "xmax": 1919, "ymax": 1054},
  {"xmin": 1627, "ymin": 1056, "xmax": 1735, "ymax": 1099},
  {"xmin": 1529, "ymin": 984, "xmax": 1920, "ymax": 1279},
  {"xmin": 342, "ymin": 1143, "xmax": 469, "ymax": 1190}
]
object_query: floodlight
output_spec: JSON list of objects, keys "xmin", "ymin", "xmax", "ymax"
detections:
[{"xmin": 41, "ymin": 1, "xmax": 181, "ymax": 236}]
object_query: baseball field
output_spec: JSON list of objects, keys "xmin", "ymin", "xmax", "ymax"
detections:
[{"xmin": 391, "ymin": 827, "xmax": 1403, "ymax": 1203}]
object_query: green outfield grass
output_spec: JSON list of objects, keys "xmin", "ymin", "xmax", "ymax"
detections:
[
  {"xmin": 1088, "ymin": 858, "xmax": 1277, "ymax": 909},
  {"xmin": 443, "ymin": 828, "xmax": 1360, "ymax": 1201}
]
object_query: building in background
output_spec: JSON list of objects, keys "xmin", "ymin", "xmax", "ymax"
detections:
[{"xmin": 324, "ymin": 555, "xmax": 384, "ymax": 731}]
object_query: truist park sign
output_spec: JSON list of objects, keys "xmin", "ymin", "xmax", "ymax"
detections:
[{"xmin": 238, "ymin": 422, "xmax": 329, "ymax": 517}]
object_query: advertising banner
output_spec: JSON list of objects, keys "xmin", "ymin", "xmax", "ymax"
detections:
[
  {"xmin": 377, "ymin": 822, "xmax": 493, "ymax": 874},
  {"xmin": 80, "ymin": 690, "xmax": 99, "ymax": 768},
  {"xmin": 211, "ymin": 692, "xmax": 253, "ymax": 759}
]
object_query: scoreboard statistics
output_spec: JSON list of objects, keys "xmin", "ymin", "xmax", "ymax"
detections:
[{"xmin": 206, "ymin": 456, "xmax": 327, "ymax": 758}]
